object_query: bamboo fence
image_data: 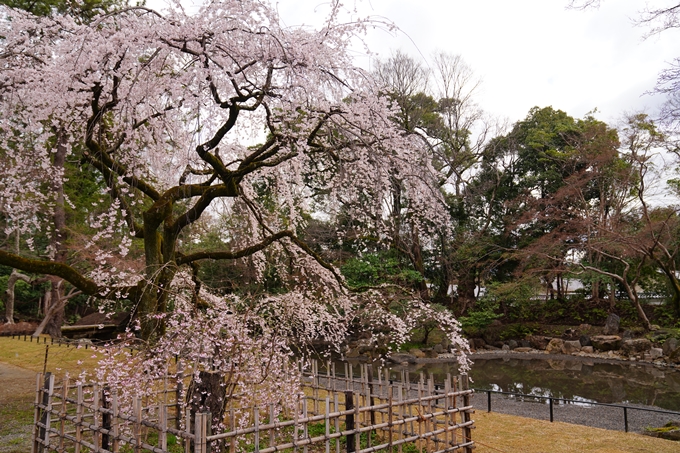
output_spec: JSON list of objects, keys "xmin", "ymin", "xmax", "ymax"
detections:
[{"xmin": 32, "ymin": 360, "xmax": 475, "ymax": 453}]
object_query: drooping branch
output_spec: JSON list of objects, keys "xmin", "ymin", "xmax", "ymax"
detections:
[{"xmin": 0, "ymin": 250, "xmax": 104, "ymax": 296}]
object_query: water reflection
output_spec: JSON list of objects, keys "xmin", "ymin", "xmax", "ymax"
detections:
[{"xmin": 370, "ymin": 357, "xmax": 680, "ymax": 411}]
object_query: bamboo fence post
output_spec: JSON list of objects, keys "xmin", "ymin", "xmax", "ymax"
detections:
[
  {"xmin": 74, "ymin": 384, "xmax": 83, "ymax": 453},
  {"xmin": 32, "ymin": 373, "xmax": 42, "ymax": 453},
  {"xmin": 427, "ymin": 378, "xmax": 434, "ymax": 451},
  {"xmin": 354, "ymin": 389, "xmax": 360, "ymax": 449},
  {"xmin": 112, "ymin": 390, "xmax": 120, "ymax": 453},
  {"xmin": 303, "ymin": 398, "xmax": 309, "ymax": 453},
  {"xmin": 367, "ymin": 365, "xmax": 375, "ymax": 426},
  {"xmin": 387, "ymin": 384, "xmax": 393, "ymax": 451},
  {"xmin": 269, "ymin": 404, "xmax": 276, "ymax": 449},
  {"xmin": 397, "ymin": 384, "xmax": 403, "ymax": 453},
  {"xmin": 160, "ymin": 403, "xmax": 168, "ymax": 451},
  {"xmin": 444, "ymin": 375, "xmax": 452, "ymax": 448},
  {"xmin": 133, "ymin": 396, "xmax": 142, "ymax": 453},
  {"xmin": 102, "ymin": 386, "xmax": 111, "ymax": 452},
  {"xmin": 364, "ymin": 379, "xmax": 371, "ymax": 449},
  {"xmin": 293, "ymin": 395, "xmax": 299, "ymax": 453},
  {"xmin": 407, "ymin": 383, "xmax": 414, "ymax": 445},
  {"xmin": 461, "ymin": 376, "xmax": 473, "ymax": 453},
  {"xmin": 93, "ymin": 383, "xmax": 100, "ymax": 452},
  {"xmin": 333, "ymin": 394, "xmax": 340, "ymax": 453},
  {"xmin": 194, "ymin": 412, "xmax": 204, "ymax": 453},
  {"xmin": 359, "ymin": 364, "xmax": 364, "ymax": 395},
  {"xmin": 59, "ymin": 377, "xmax": 68, "ymax": 453},
  {"xmin": 229, "ymin": 409, "xmax": 236, "ymax": 453},
  {"xmin": 417, "ymin": 380, "xmax": 423, "ymax": 453},
  {"xmin": 254, "ymin": 407, "xmax": 260, "ymax": 453},
  {"xmin": 344, "ymin": 391, "xmax": 355, "ymax": 453},
  {"xmin": 377, "ymin": 366, "xmax": 382, "ymax": 399},
  {"xmin": 325, "ymin": 397, "xmax": 330, "ymax": 453},
  {"xmin": 43, "ymin": 373, "xmax": 54, "ymax": 452},
  {"xmin": 184, "ymin": 407, "xmax": 192, "ymax": 453}
]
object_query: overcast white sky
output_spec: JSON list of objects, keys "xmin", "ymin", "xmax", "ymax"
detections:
[{"xmin": 276, "ymin": 0, "xmax": 678, "ymax": 126}]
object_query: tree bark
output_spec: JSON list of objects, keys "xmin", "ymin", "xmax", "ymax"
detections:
[
  {"xmin": 186, "ymin": 370, "xmax": 228, "ymax": 427},
  {"xmin": 4, "ymin": 269, "xmax": 31, "ymax": 324},
  {"xmin": 456, "ymin": 270, "xmax": 477, "ymax": 315},
  {"xmin": 41, "ymin": 278, "xmax": 66, "ymax": 338}
]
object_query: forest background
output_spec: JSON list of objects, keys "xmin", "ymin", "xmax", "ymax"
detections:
[{"xmin": 2, "ymin": 0, "xmax": 680, "ymax": 336}]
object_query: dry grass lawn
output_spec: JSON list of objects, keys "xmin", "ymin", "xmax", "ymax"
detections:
[
  {"xmin": 473, "ymin": 410, "xmax": 678, "ymax": 453},
  {"xmin": 0, "ymin": 335, "xmax": 104, "ymax": 374}
]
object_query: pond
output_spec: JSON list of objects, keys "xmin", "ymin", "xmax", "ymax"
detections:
[{"xmin": 377, "ymin": 355, "xmax": 680, "ymax": 412}]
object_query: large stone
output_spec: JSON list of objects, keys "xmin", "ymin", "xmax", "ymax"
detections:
[
  {"xmin": 471, "ymin": 338, "xmax": 486, "ymax": 350},
  {"xmin": 508, "ymin": 339, "xmax": 518, "ymax": 350},
  {"xmin": 387, "ymin": 353, "xmax": 417, "ymax": 364},
  {"xmin": 603, "ymin": 313, "xmax": 621, "ymax": 335},
  {"xmin": 528, "ymin": 335, "xmax": 550, "ymax": 350},
  {"xmin": 514, "ymin": 347, "xmax": 533, "ymax": 353},
  {"xmin": 581, "ymin": 346, "xmax": 594, "ymax": 354},
  {"xmin": 669, "ymin": 347, "xmax": 680, "ymax": 364},
  {"xmin": 410, "ymin": 348, "xmax": 426, "ymax": 358},
  {"xmin": 591, "ymin": 335, "xmax": 622, "ymax": 352},
  {"xmin": 546, "ymin": 338, "xmax": 564, "ymax": 354},
  {"xmin": 441, "ymin": 337, "xmax": 451, "ymax": 351},
  {"xmin": 562, "ymin": 340, "xmax": 582, "ymax": 355},
  {"xmin": 423, "ymin": 348, "xmax": 439, "ymax": 358},
  {"xmin": 663, "ymin": 338, "xmax": 679, "ymax": 356},
  {"xmin": 649, "ymin": 348, "xmax": 663, "ymax": 359},
  {"xmin": 579, "ymin": 335, "xmax": 592, "ymax": 347},
  {"xmin": 621, "ymin": 338, "xmax": 653, "ymax": 356}
]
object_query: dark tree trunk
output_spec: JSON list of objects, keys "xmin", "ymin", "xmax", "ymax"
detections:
[
  {"xmin": 187, "ymin": 370, "xmax": 228, "ymax": 427},
  {"xmin": 457, "ymin": 271, "xmax": 477, "ymax": 316},
  {"xmin": 42, "ymin": 278, "xmax": 66, "ymax": 338}
]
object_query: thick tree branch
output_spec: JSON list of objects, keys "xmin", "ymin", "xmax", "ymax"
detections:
[
  {"xmin": 0, "ymin": 250, "xmax": 103, "ymax": 296},
  {"xmin": 177, "ymin": 230, "xmax": 295, "ymax": 265}
]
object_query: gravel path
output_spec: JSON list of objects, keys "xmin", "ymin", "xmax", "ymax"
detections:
[{"xmin": 471, "ymin": 389, "xmax": 679, "ymax": 433}]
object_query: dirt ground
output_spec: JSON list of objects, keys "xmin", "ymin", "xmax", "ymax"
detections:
[
  {"xmin": 0, "ymin": 362, "xmax": 38, "ymax": 453},
  {"xmin": 0, "ymin": 361, "xmax": 36, "ymax": 399}
]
